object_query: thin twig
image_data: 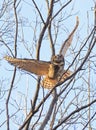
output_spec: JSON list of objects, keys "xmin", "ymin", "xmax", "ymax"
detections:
[
  {"xmin": 32, "ymin": 0, "xmax": 45, "ymax": 24},
  {"xmin": 48, "ymin": 24, "xmax": 55, "ymax": 56},
  {"xmin": 52, "ymin": 0, "xmax": 72, "ymax": 20}
]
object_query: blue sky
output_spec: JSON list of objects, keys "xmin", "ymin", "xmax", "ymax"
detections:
[{"xmin": 0, "ymin": 0, "xmax": 96, "ymax": 129}]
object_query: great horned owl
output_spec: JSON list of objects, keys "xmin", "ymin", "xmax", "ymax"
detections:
[{"xmin": 4, "ymin": 17, "xmax": 79, "ymax": 89}]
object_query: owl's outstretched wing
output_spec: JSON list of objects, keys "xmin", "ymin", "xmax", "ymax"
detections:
[
  {"xmin": 59, "ymin": 16, "xmax": 79, "ymax": 56},
  {"xmin": 4, "ymin": 56, "xmax": 50, "ymax": 76}
]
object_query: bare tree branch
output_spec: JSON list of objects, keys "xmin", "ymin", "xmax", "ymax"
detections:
[
  {"xmin": 82, "ymin": 112, "xmax": 96, "ymax": 130},
  {"xmin": 53, "ymin": 99, "xmax": 96, "ymax": 130},
  {"xmin": 38, "ymin": 90, "xmax": 57, "ymax": 130},
  {"xmin": 36, "ymin": 0, "xmax": 54, "ymax": 59},
  {"xmin": 32, "ymin": 0, "xmax": 45, "ymax": 24},
  {"xmin": 6, "ymin": 0, "xmax": 19, "ymax": 129},
  {"xmin": 52, "ymin": 0, "xmax": 72, "ymax": 20},
  {"xmin": 1, "ymin": 1, "xmax": 96, "ymax": 130}
]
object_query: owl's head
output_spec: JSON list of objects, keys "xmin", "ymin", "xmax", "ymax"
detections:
[{"xmin": 51, "ymin": 54, "xmax": 64, "ymax": 66}]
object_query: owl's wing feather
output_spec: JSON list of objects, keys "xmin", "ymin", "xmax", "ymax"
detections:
[
  {"xmin": 4, "ymin": 56, "xmax": 50, "ymax": 76},
  {"xmin": 59, "ymin": 16, "xmax": 79, "ymax": 56}
]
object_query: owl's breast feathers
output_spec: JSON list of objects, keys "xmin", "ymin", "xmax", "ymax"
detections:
[
  {"xmin": 48, "ymin": 64, "xmax": 60, "ymax": 79},
  {"xmin": 41, "ymin": 70, "xmax": 72, "ymax": 89}
]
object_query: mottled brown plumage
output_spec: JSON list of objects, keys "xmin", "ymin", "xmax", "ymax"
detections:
[
  {"xmin": 4, "ymin": 55, "xmax": 70, "ymax": 89},
  {"xmin": 4, "ymin": 17, "xmax": 79, "ymax": 89}
]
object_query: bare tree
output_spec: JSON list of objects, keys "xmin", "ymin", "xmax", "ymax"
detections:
[{"xmin": 0, "ymin": 0, "xmax": 96, "ymax": 130}]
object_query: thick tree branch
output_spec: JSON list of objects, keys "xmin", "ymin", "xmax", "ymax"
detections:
[
  {"xmin": 36, "ymin": 0, "xmax": 54, "ymax": 59},
  {"xmin": 38, "ymin": 90, "xmax": 57, "ymax": 130}
]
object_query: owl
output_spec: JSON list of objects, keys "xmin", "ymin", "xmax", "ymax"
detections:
[{"xmin": 4, "ymin": 17, "xmax": 79, "ymax": 89}]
